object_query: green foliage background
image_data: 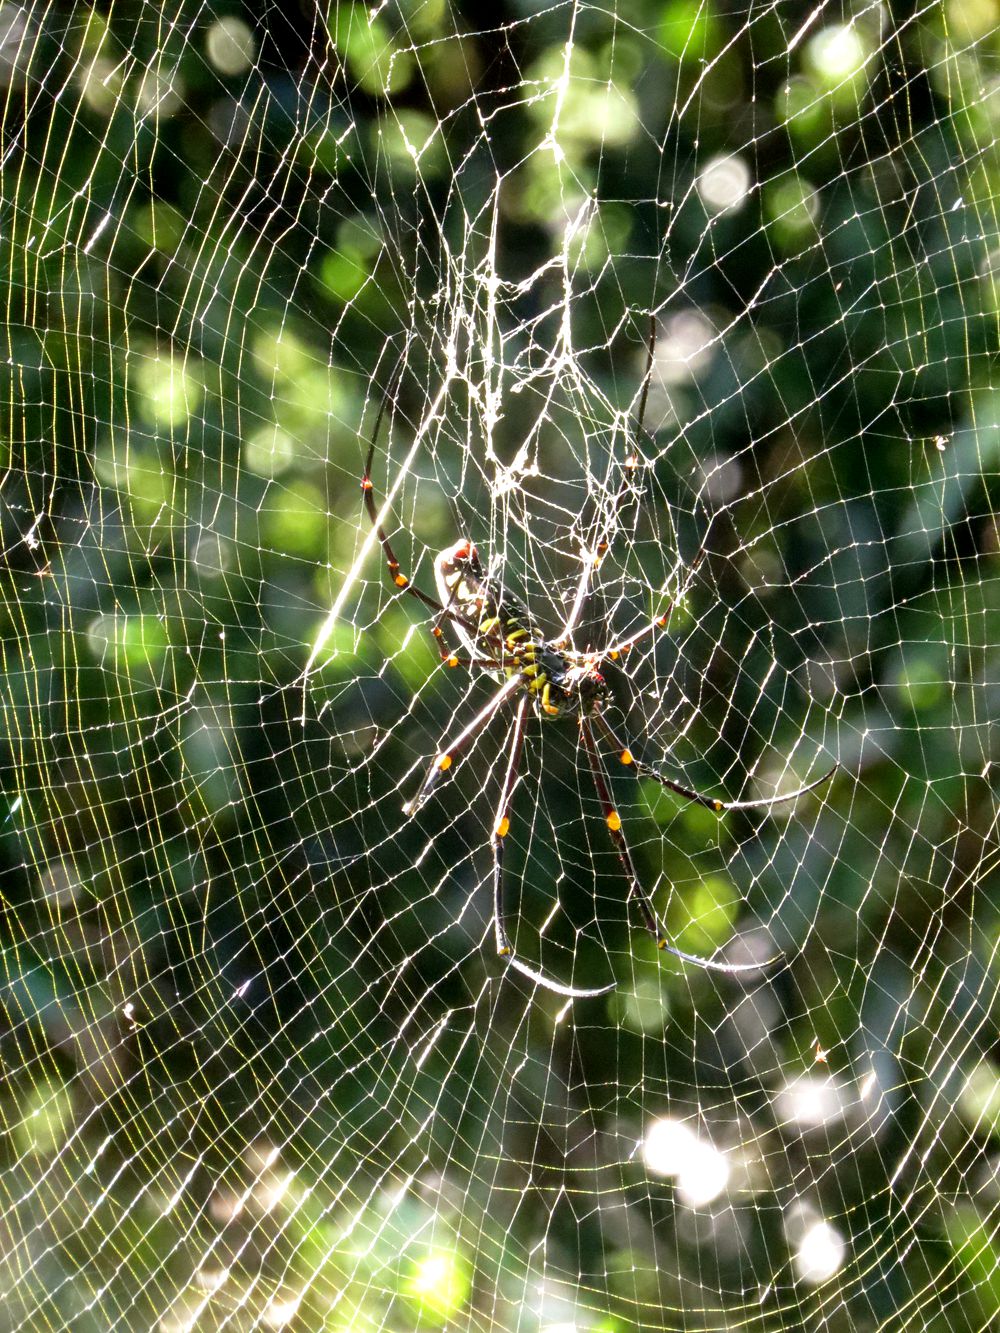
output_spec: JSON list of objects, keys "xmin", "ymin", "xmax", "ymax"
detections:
[{"xmin": 0, "ymin": 2, "xmax": 999, "ymax": 1330}]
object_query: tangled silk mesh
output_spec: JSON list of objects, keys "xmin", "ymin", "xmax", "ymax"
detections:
[{"xmin": 0, "ymin": 1, "xmax": 998, "ymax": 1330}]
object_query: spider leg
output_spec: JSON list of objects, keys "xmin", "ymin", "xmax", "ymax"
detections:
[
  {"xmin": 558, "ymin": 316, "xmax": 657, "ymax": 646},
  {"xmin": 403, "ymin": 676, "xmax": 522, "ymax": 815},
  {"xmin": 593, "ymin": 712, "xmax": 836, "ymax": 813},
  {"xmin": 491, "ymin": 694, "xmax": 527, "ymax": 959},
  {"xmin": 559, "ymin": 454, "xmax": 642, "ymax": 645},
  {"xmin": 362, "ymin": 378, "xmax": 482, "ymax": 636},
  {"xmin": 504, "ymin": 952, "xmax": 616, "ymax": 999},
  {"xmin": 595, "ymin": 544, "xmax": 708, "ymax": 665},
  {"xmin": 579, "ymin": 718, "xmax": 772, "ymax": 975},
  {"xmin": 439, "ymin": 652, "xmax": 505, "ymax": 669},
  {"xmin": 492, "ymin": 698, "xmax": 615, "ymax": 1000},
  {"xmin": 598, "ymin": 613, "xmax": 673, "ymax": 662}
]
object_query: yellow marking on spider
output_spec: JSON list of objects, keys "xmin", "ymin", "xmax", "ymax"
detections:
[
  {"xmin": 495, "ymin": 816, "xmax": 510, "ymax": 838},
  {"xmin": 506, "ymin": 628, "xmax": 528, "ymax": 644},
  {"xmin": 437, "ymin": 754, "xmax": 452, "ymax": 771},
  {"xmin": 361, "ymin": 478, "xmax": 373, "ymax": 490},
  {"xmin": 522, "ymin": 664, "xmax": 539, "ymax": 678},
  {"xmin": 394, "ymin": 573, "xmax": 409, "ymax": 587},
  {"xmin": 606, "ymin": 810, "xmax": 622, "ymax": 832},
  {"xmin": 713, "ymin": 799, "xmax": 723, "ymax": 812},
  {"xmin": 480, "ymin": 616, "xmax": 500, "ymax": 634},
  {"xmin": 609, "ymin": 650, "xmax": 620, "ymax": 661},
  {"xmin": 619, "ymin": 749, "xmax": 634, "ymax": 766},
  {"xmin": 656, "ymin": 614, "xmax": 668, "ymax": 627},
  {"xmin": 498, "ymin": 944, "xmax": 511, "ymax": 957},
  {"xmin": 446, "ymin": 655, "xmax": 459, "ymax": 668},
  {"xmin": 657, "ymin": 937, "xmax": 669, "ymax": 951},
  {"xmin": 432, "ymin": 626, "xmax": 443, "ymax": 638}
]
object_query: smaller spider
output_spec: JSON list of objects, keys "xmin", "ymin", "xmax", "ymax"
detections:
[{"xmin": 363, "ymin": 346, "xmax": 835, "ymax": 999}]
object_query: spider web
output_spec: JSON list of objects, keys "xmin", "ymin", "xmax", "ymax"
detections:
[{"xmin": 0, "ymin": 0, "xmax": 996, "ymax": 1329}]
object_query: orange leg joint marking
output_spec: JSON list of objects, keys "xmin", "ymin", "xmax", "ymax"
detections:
[
  {"xmin": 606, "ymin": 811, "xmax": 622, "ymax": 832},
  {"xmin": 619, "ymin": 749, "xmax": 634, "ymax": 766},
  {"xmin": 495, "ymin": 816, "xmax": 510, "ymax": 838},
  {"xmin": 437, "ymin": 754, "xmax": 452, "ymax": 771}
]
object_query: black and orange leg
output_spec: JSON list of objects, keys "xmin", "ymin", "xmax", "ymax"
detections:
[
  {"xmin": 579, "ymin": 719, "xmax": 771, "ymax": 975},
  {"xmin": 438, "ymin": 650, "xmax": 503, "ymax": 670},
  {"xmin": 403, "ymin": 676, "xmax": 522, "ymax": 815},
  {"xmin": 362, "ymin": 385, "xmax": 481, "ymax": 636},
  {"xmin": 593, "ymin": 539, "xmax": 709, "ymax": 666},
  {"xmin": 558, "ymin": 455, "xmax": 644, "ymax": 645},
  {"xmin": 491, "ymin": 695, "xmax": 529, "ymax": 960},
  {"xmin": 592, "ymin": 712, "xmax": 837, "ymax": 814},
  {"xmin": 492, "ymin": 699, "xmax": 615, "ymax": 1000}
]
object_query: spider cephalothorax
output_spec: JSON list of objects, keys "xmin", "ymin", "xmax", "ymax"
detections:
[{"xmin": 362, "ymin": 324, "xmax": 836, "ymax": 999}]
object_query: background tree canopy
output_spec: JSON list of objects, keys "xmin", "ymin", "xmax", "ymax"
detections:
[{"xmin": 0, "ymin": 1, "xmax": 998, "ymax": 1330}]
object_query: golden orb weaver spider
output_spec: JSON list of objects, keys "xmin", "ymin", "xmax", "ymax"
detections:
[{"xmin": 363, "ymin": 324, "xmax": 836, "ymax": 999}]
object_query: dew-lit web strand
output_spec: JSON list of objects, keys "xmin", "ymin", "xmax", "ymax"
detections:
[{"xmin": 6, "ymin": 4, "xmax": 993, "ymax": 1330}]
